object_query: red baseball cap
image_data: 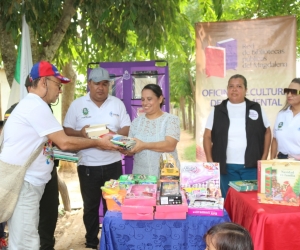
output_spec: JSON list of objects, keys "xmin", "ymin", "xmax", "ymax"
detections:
[{"xmin": 29, "ymin": 61, "xmax": 70, "ymax": 83}]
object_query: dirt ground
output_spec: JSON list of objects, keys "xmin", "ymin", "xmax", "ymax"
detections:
[{"xmin": 53, "ymin": 129, "xmax": 195, "ymax": 250}]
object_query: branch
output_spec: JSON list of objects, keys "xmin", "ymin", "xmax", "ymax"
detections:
[{"xmin": 41, "ymin": 0, "xmax": 82, "ymax": 61}]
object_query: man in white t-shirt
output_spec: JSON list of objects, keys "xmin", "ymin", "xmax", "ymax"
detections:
[
  {"xmin": 0, "ymin": 61, "xmax": 120, "ymax": 250},
  {"xmin": 63, "ymin": 67, "xmax": 131, "ymax": 249}
]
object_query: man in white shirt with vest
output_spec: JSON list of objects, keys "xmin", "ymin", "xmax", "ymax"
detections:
[
  {"xmin": 0, "ymin": 61, "xmax": 120, "ymax": 250},
  {"xmin": 63, "ymin": 67, "xmax": 131, "ymax": 249}
]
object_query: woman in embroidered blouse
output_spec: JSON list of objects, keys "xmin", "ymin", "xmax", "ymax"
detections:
[{"xmin": 126, "ymin": 84, "xmax": 180, "ymax": 177}]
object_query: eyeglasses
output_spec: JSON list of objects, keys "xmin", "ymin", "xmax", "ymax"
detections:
[
  {"xmin": 283, "ymin": 88, "xmax": 300, "ymax": 95},
  {"xmin": 46, "ymin": 78, "xmax": 63, "ymax": 90}
]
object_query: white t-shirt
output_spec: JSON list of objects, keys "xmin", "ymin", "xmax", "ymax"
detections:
[
  {"xmin": 273, "ymin": 107, "xmax": 300, "ymax": 155},
  {"xmin": 0, "ymin": 93, "xmax": 63, "ymax": 186},
  {"xmin": 205, "ymin": 101, "xmax": 270, "ymax": 164},
  {"xmin": 63, "ymin": 93, "xmax": 131, "ymax": 166}
]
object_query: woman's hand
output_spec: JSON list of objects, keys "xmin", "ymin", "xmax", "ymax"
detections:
[
  {"xmin": 129, "ymin": 138, "xmax": 146, "ymax": 154},
  {"xmin": 119, "ymin": 148, "xmax": 134, "ymax": 156}
]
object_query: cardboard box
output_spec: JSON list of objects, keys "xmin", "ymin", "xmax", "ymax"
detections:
[
  {"xmin": 180, "ymin": 162, "xmax": 223, "ymax": 216},
  {"xmin": 187, "ymin": 197, "xmax": 224, "ymax": 217},
  {"xmin": 155, "ymin": 191, "xmax": 188, "ymax": 219},
  {"xmin": 121, "ymin": 205, "xmax": 154, "ymax": 214},
  {"xmin": 154, "ymin": 211, "xmax": 186, "ymax": 220},
  {"xmin": 159, "ymin": 181, "xmax": 182, "ymax": 205},
  {"xmin": 258, "ymin": 160, "xmax": 300, "ymax": 206},
  {"xmin": 180, "ymin": 162, "xmax": 221, "ymax": 194},
  {"xmin": 122, "ymin": 212, "xmax": 153, "ymax": 220},
  {"xmin": 156, "ymin": 192, "xmax": 188, "ymax": 213},
  {"xmin": 123, "ymin": 184, "xmax": 157, "ymax": 206}
]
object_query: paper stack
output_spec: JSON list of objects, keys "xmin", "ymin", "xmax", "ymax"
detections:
[
  {"xmin": 53, "ymin": 148, "xmax": 80, "ymax": 162},
  {"xmin": 85, "ymin": 124, "xmax": 109, "ymax": 138}
]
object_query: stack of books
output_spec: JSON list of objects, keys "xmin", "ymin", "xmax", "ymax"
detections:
[
  {"xmin": 110, "ymin": 135, "xmax": 136, "ymax": 150},
  {"xmin": 53, "ymin": 148, "xmax": 80, "ymax": 163},
  {"xmin": 228, "ymin": 180, "xmax": 258, "ymax": 192},
  {"xmin": 85, "ymin": 124, "xmax": 109, "ymax": 138}
]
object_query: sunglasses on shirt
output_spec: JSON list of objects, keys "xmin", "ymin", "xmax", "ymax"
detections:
[{"xmin": 283, "ymin": 88, "xmax": 300, "ymax": 95}]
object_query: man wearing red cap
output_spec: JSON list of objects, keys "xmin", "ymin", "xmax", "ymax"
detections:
[{"xmin": 0, "ymin": 61, "xmax": 121, "ymax": 250}]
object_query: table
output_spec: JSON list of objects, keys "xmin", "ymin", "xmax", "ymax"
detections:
[
  {"xmin": 224, "ymin": 187, "xmax": 300, "ymax": 250},
  {"xmin": 100, "ymin": 211, "xmax": 230, "ymax": 250}
]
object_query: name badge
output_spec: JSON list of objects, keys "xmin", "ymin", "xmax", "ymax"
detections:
[{"xmin": 249, "ymin": 109, "xmax": 258, "ymax": 120}]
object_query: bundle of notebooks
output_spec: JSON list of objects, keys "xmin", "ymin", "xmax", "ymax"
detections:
[
  {"xmin": 228, "ymin": 180, "xmax": 257, "ymax": 192},
  {"xmin": 110, "ymin": 135, "xmax": 136, "ymax": 150},
  {"xmin": 53, "ymin": 148, "xmax": 80, "ymax": 162}
]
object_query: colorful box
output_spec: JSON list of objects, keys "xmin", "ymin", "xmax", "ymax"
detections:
[
  {"xmin": 123, "ymin": 184, "xmax": 157, "ymax": 206},
  {"xmin": 154, "ymin": 211, "xmax": 186, "ymax": 220},
  {"xmin": 159, "ymin": 181, "xmax": 182, "ymax": 205},
  {"xmin": 156, "ymin": 192, "xmax": 188, "ymax": 213},
  {"xmin": 258, "ymin": 160, "xmax": 300, "ymax": 206},
  {"xmin": 155, "ymin": 191, "xmax": 188, "ymax": 219},
  {"xmin": 121, "ymin": 205, "xmax": 154, "ymax": 214},
  {"xmin": 180, "ymin": 162, "xmax": 223, "ymax": 216},
  {"xmin": 122, "ymin": 212, "xmax": 154, "ymax": 220},
  {"xmin": 187, "ymin": 197, "xmax": 224, "ymax": 217}
]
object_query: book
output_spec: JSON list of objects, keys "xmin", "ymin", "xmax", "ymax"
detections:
[
  {"xmin": 53, "ymin": 154, "xmax": 80, "ymax": 163},
  {"xmin": 53, "ymin": 147, "xmax": 80, "ymax": 162},
  {"xmin": 258, "ymin": 160, "xmax": 300, "ymax": 206},
  {"xmin": 216, "ymin": 38, "xmax": 237, "ymax": 70},
  {"xmin": 205, "ymin": 46, "xmax": 226, "ymax": 78},
  {"xmin": 85, "ymin": 124, "xmax": 109, "ymax": 138},
  {"xmin": 228, "ymin": 180, "xmax": 257, "ymax": 192},
  {"xmin": 110, "ymin": 135, "xmax": 136, "ymax": 150}
]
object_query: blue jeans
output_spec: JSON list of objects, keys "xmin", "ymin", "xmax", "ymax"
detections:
[{"xmin": 220, "ymin": 164, "xmax": 257, "ymax": 199}]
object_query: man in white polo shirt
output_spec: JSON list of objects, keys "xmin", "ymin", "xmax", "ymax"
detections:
[{"xmin": 63, "ymin": 67, "xmax": 131, "ymax": 249}]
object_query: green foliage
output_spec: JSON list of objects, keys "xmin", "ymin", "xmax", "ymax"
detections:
[
  {"xmin": 74, "ymin": 79, "xmax": 87, "ymax": 99},
  {"xmin": 183, "ymin": 140, "xmax": 196, "ymax": 162}
]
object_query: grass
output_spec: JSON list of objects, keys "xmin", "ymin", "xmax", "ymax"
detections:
[{"xmin": 182, "ymin": 141, "xmax": 196, "ymax": 162}]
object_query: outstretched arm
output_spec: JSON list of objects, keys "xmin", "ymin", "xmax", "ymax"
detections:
[
  {"xmin": 129, "ymin": 136, "xmax": 178, "ymax": 154},
  {"xmin": 63, "ymin": 126, "xmax": 89, "ymax": 138},
  {"xmin": 48, "ymin": 130, "xmax": 120, "ymax": 152}
]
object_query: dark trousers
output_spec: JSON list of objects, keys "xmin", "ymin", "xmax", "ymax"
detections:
[
  {"xmin": 38, "ymin": 164, "xmax": 59, "ymax": 250},
  {"xmin": 78, "ymin": 161, "xmax": 122, "ymax": 246}
]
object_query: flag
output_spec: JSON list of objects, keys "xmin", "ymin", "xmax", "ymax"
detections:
[{"xmin": 7, "ymin": 15, "xmax": 33, "ymax": 108}]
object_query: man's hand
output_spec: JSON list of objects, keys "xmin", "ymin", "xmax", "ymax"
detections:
[
  {"xmin": 96, "ymin": 136, "xmax": 122, "ymax": 151},
  {"xmin": 81, "ymin": 125, "xmax": 90, "ymax": 138}
]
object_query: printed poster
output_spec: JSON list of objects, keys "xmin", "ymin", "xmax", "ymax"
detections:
[{"xmin": 196, "ymin": 16, "xmax": 296, "ymax": 161}]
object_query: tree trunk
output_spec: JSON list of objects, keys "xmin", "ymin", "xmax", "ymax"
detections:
[
  {"xmin": 188, "ymin": 101, "xmax": 192, "ymax": 133},
  {"xmin": 180, "ymin": 96, "xmax": 186, "ymax": 130},
  {"xmin": 0, "ymin": 20, "xmax": 17, "ymax": 87},
  {"xmin": 57, "ymin": 174, "xmax": 71, "ymax": 212},
  {"xmin": 61, "ymin": 61, "xmax": 76, "ymax": 122}
]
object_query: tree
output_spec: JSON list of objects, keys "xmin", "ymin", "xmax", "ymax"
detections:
[{"xmin": 0, "ymin": 0, "xmax": 185, "ymax": 83}]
